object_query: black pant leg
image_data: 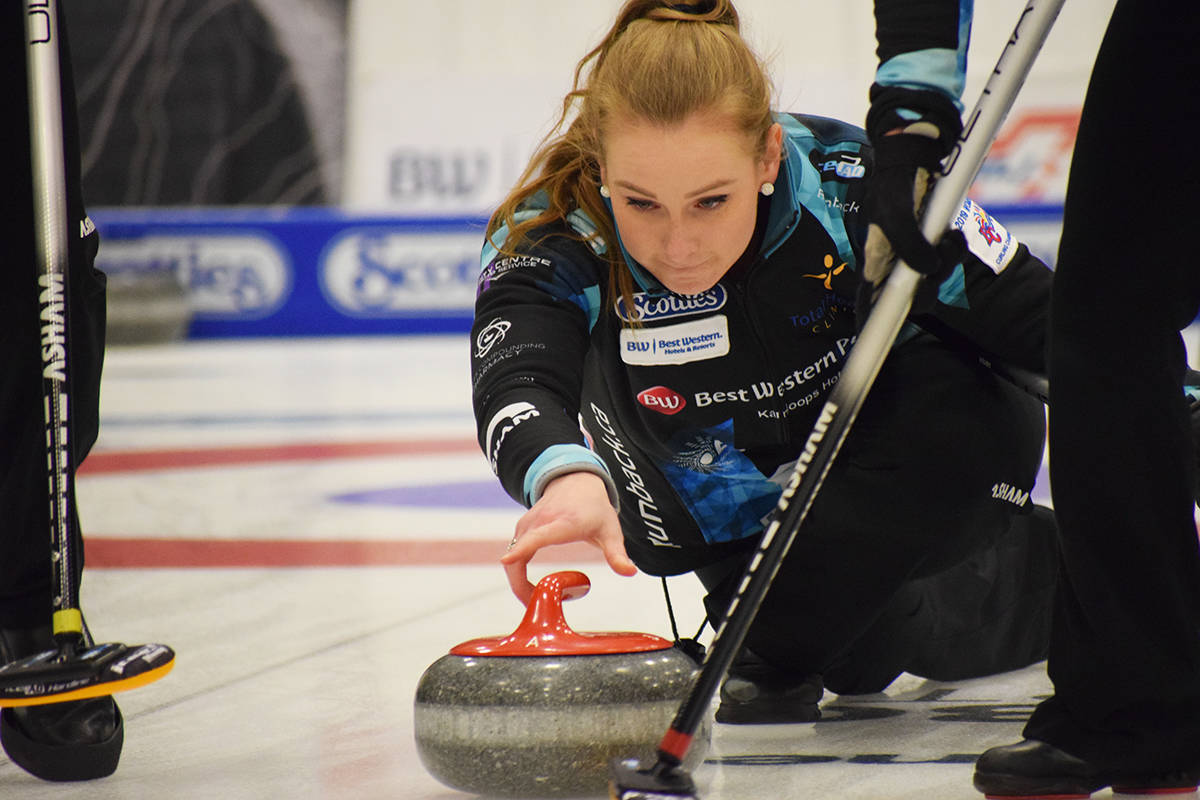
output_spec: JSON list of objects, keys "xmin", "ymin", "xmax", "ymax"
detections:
[
  {"xmin": 821, "ymin": 504, "xmax": 1058, "ymax": 694},
  {"xmin": 700, "ymin": 337, "xmax": 1048, "ymax": 679},
  {"xmin": 903, "ymin": 504, "xmax": 1058, "ymax": 681},
  {"xmin": 0, "ymin": 5, "xmax": 105, "ymax": 628},
  {"xmin": 1023, "ymin": 0, "xmax": 1200, "ymax": 771}
]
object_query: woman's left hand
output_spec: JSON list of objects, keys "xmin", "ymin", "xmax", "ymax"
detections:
[{"xmin": 499, "ymin": 471, "xmax": 636, "ymax": 605}]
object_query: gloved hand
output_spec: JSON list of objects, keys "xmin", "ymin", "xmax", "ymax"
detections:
[
  {"xmin": 857, "ymin": 221, "xmax": 966, "ymax": 326},
  {"xmin": 859, "ymin": 88, "xmax": 964, "ymax": 324},
  {"xmin": 864, "ymin": 121, "xmax": 945, "ymax": 277}
]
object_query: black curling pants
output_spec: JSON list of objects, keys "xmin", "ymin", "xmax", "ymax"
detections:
[
  {"xmin": 0, "ymin": 5, "xmax": 106, "ymax": 630},
  {"xmin": 1021, "ymin": 0, "xmax": 1200, "ymax": 772},
  {"xmin": 699, "ymin": 334, "xmax": 1056, "ymax": 690}
]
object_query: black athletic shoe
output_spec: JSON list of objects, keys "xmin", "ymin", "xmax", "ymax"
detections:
[
  {"xmin": 0, "ymin": 626, "xmax": 123, "ymax": 782},
  {"xmin": 973, "ymin": 738, "xmax": 1200, "ymax": 799},
  {"xmin": 714, "ymin": 648, "xmax": 823, "ymax": 724}
]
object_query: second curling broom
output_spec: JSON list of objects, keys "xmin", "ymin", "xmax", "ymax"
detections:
[{"xmin": 0, "ymin": 0, "xmax": 175, "ymax": 710}]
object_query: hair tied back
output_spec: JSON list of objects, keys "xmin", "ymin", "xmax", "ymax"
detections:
[{"xmin": 668, "ymin": 0, "xmax": 719, "ymax": 16}]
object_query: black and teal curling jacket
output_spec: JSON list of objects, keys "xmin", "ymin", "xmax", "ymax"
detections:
[{"xmin": 470, "ymin": 112, "xmax": 1053, "ymax": 575}]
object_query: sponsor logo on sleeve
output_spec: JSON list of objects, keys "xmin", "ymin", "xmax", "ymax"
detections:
[
  {"xmin": 478, "ymin": 255, "xmax": 552, "ymax": 292},
  {"xmin": 475, "ymin": 317, "xmax": 511, "ymax": 358},
  {"xmin": 471, "ymin": 339, "xmax": 547, "ymax": 389},
  {"xmin": 952, "ymin": 198, "xmax": 1017, "ymax": 273},
  {"xmin": 485, "ymin": 401, "xmax": 540, "ymax": 472}
]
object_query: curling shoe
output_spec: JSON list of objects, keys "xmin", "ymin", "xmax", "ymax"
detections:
[
  {"xmin": 714, "ymin": 648, "xmax": 823, "ymax": 724},
  {"xmin": 0, "ymin": 626, "xmax": 123, "ymax": 781},
  {"xmin": 973, "ymin": 739, "xmax": 1200, "ymax": 799}
]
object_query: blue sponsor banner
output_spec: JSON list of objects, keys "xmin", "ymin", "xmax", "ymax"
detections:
[
  {"xmin": 90, "ymin": 204, "xmax": 1065, "ymax": 339},
  {"xmin": 90, "ymin": 207, "xmax": 490, "ymax": 338}
]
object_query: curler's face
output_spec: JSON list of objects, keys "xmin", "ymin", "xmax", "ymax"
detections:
[{"xmin": 602, "ymin": 111, "xmax": 780, "ymax": 295}]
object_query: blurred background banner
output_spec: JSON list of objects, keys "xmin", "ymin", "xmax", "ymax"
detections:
[
  {"xmin": 72, "ymin": 0, "xmax": 1113, "ymax": 341},
  {"xmin": 91, "ymin": 208, "xmax": 484, "ymax": 339}
]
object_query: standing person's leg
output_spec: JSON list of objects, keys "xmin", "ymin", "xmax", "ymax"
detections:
[
  {"xmin": 976, "ymin": 0, "xmax": 1200, "ymax": 791},
  {"xmin": 0, "ymin": 2, "xmax": 119, "ymax": 783}
]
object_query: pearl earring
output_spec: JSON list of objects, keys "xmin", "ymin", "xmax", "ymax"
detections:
[
  {"xmin": 760, "ymin": 182, "xmax": 775, "ymax": 196},
  {"xmin": 599, "ymin": 184, "xmax": 611, "ymax": 198}
]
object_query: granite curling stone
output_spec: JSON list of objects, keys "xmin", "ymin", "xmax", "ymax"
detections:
[{"xmin": 414, "ymin": 570, "xmax": 708, "ymax": 798}]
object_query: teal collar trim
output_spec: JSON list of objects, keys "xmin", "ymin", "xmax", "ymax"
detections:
[{"xmin": 775, "ymin": 114, "xmax": 857, "ymax": 271}]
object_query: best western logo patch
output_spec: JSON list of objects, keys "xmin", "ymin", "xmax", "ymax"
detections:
[
  {"xmin": 619, "ymin": 316, "xmax": 730, "ymax": 366},
  {"xmin": 637, "ymin": 386, "xmax": 687, "ymax": 416}
]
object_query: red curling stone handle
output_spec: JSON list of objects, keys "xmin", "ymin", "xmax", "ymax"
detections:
[{"xmin": 448, "ymin": 571, "xmax": 673, "ymax": 656}]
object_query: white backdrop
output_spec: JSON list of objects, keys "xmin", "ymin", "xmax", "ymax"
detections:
[{"xmin": 342, "ymin": 0, "xmax": 1117, "ymax": 214}]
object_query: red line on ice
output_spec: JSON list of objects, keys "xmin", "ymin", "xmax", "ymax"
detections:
[
  {"xmin": 74, "ymin": 438, "xmax": 581, "ymax": 568},
  {"xmin": 85, "ymin": 537, "xmax": 603, "ymax": 568},
  {"xmin": 78, "ymin": 439, "xmax": 481, "ymax": 474}
]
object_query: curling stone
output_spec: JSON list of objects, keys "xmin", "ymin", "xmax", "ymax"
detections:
[{"xmin": 414, "ymin": 570, "xmax": 709, "ymax": 798}]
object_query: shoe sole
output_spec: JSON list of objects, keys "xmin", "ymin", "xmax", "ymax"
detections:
[
  {"xmin": 0, "ymin": 704, "xmax": 123, "ymax": 782},
  {"xmin": 714, "ymin": 702, "xmax": 821, "ymax": 725},
  {"xmin": 1112, "ymin": 785, "xmax": 1200, "ymax": 795},
  {"xmin": 975, "ymin": 770, "xmax": 1199, "ymax": 799}
]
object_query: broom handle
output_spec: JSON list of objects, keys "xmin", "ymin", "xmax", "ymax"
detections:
[{"xmin": 25, "ymin": 0, "xmax": 84, "ymax": 645}]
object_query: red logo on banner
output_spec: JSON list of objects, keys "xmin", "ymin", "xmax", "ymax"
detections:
[
  {"xmin": 970, "ymin": 109, "xmax": 1080, "ymax": 205},
  {"xmin": 637, "ymin": 386, "xmax": 687, "ymax": 416}
]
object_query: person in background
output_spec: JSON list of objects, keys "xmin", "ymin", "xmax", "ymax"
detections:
[
  {"xmin": 0, "ymin": 3, "xmax": 122, "ymax": 782},
  {"xmin": 472, "ymin": 0, "xmax": 1060, "ymax": 726},
  {"xmin": 865, "ymin": 1, "xmax": 1200, "ymax": 796}
]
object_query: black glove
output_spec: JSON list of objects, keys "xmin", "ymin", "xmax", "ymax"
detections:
[
  {"xmin": 865, "ymin": 122, "xmax": 947, "ymax": 276},
  {"xmin": 858, "ymin": 85, "xmax": 964, "ymax": 324},
  {"xmin": 855, "ymin": 227, "xmax": 965, "ymax": 330}
]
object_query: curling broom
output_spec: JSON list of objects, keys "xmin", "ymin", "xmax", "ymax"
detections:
[{"xmin": 0, "ymin": 0, "xmax": 175, "ymax": 708}]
